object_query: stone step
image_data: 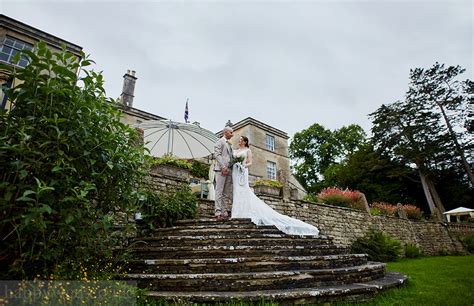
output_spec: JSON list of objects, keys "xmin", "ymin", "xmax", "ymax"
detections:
[
  {"xmin": 173, "ymin": 218, "xmax": 256, "ymax": 227},
  {"xmin": 145, "ymin": 227, "xmax": 286, "ymax": 238},
  {"xmin": 133, "ymin": 236, "xmax": 333, "ymax": 248},
  {"xmin": 131, "ymin": 244, "xmax": 350, "ymax": 259},
  {"xmin": 144, "ymin": 272, "xmax": 407, "ymax": 304},
  {"xmin": 128, "ymin": 254, "xmax": 368, "ymax": 274},
  {"xmin": 124, "ymin": 263, "xmax": 386, "ymax": 292}
]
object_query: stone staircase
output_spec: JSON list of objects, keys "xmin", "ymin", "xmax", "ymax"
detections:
[{"xmin": 124, "ymin": 218, "xmax": 407, "ymax": 304}]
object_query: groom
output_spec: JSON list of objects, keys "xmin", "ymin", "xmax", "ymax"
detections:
[{"xmin": 214, "ymin": 126, "xmax": 234, "ymax": 221}]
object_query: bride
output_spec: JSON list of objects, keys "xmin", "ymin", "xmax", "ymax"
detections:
[{"xmin": 231, "ymin": 136, "xmax": 319, "ymax": 236}]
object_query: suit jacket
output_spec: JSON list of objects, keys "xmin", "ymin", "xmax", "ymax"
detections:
[{"xmin": 214, "ymin": 137, "xmax": 233, "ymax": 171}]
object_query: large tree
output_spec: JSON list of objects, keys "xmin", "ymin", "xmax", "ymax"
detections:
[
  {"xmin": 289, "ymin": 123, "xmax": 366, "ymax": 193},
  {"xmin": 0, "ymin": 43, "xmax": 146, "ymax": 278},
  {"xmin": 407, "ymin": 63, "xmax": 473, "ymax": 185},
  {"xmin": 370, "ymin": 99, "xmax": 452, "ymax": 218}
]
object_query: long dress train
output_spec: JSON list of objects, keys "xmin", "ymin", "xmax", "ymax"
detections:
[{"xmin": 231, "ymin": 149, "xmax": 319, "ymax": 236}]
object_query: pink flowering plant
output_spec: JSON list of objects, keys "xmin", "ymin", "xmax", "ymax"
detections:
[
  {"xmin": 370, "ymin": 202, "xmax": 398, "ymax": 217},
  {"xmin": 317, "ymin": 187, "xmax": 365, "ymax": 211},
  {"xmin": 402, "ymin": 204, "xmax": 424, "ymax": 220},
  {"xmin": 370, "ymin": 202, "xmax": 424, "ymax": 220}
]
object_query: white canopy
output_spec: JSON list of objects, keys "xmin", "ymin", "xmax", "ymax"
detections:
[{"xmin": 443, "ymin": 207, "xmax": 474, "ymax": 222}]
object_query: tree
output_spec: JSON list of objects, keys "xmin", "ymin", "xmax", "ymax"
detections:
[
  {"xmin": 0, "ymin": 43, "xmax": 146, "ymax": 279},
  {"xmin": 324, "ymin": 144, "xmax": 424, "ymax": 205},
  {"xmin": 289, "ymin": 123, "xmax": 366, "ymax": 193},
  {"xmin": 407, "ymin": 63, "xmax": 473, "ymax": 185},
  {"xmin": 370, "ymin": 100, "xmax": 451, "ymax": 218}
]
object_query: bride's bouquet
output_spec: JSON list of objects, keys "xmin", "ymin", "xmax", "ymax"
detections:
[{"xmin": 230, "ymin": 156, "xmax": 245, "ymax": 167}]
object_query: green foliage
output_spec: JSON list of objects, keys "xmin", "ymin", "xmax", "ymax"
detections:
[
  {"xmin": 462, "ymin": 233, "xmax": 474, "ymax": 253},
  {"xmin": 351, "ymin": 230, "xmax": 403, "ymax": 262},
  {"xmin": 253, "ymin": 179, "xmax": 284, "ymax": 188},
  {"xmin": 303, "ymin": 193, "xmax": 318, "ymax": 203},
  {"xmin": 289, "ymin": 123, "xmax": 366, "ymax": 193},
  {"xmin": 152, "ymin": 154, "xmax": 192, "ymax": 170},
  {"xmin": 366, "ymin": 256, "xmax": 474, "ymax": 306},
  {"xmin": 404, "ymin": 243, "xmax": 423, "ymax": 258},
  {"xmin": 0, "ymin": 43, "xmax": 146, "ymax": 279},
  {"xmin": 319, "ymin": 194, "xmax": 352, "ymax": 207},
  {"xmin": 140, "ymin": 186, "xmax": 198, "ymax": 232},
  {"xmin": 190, "ymin": 160, "xmax": 210, "ymax": 179}
]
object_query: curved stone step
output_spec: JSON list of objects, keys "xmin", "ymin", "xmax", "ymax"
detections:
[
  {"xmin": 131, "ymin": 244, "xmax": 350, "ymax": 259},
  {"xmin": 125, "ymin": 263, "xmax": 386, "ymax": 292},
  {"xmin": 133, "ymin": 236, "xmax": 333, "ymax": 249},
  {"xmin": 144, "ymin": 272, "xmax": 407, "ymax": 304},
  {"xmin": 128, "ymin": 254, "xmax": 368, "ymax": 274}
]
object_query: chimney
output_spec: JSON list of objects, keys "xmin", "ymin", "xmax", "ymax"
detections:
[{"xmin": 121, "ymin": 69, "xmax": 137, "ymax": 107}]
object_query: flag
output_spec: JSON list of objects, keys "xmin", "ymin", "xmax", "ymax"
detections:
[{"xmin": 184, "ymin": 99, "xmax": 189, "ymax": 123}]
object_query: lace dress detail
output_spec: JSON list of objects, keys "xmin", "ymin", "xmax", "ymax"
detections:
[{"xmin": 231, "ymin": 149, "xmax": 319, "ymax": 236}]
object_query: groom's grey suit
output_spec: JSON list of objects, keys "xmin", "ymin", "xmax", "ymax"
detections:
[{"xmin": 214, "ymin": 137, "xmax": 233, "ymax": 219}]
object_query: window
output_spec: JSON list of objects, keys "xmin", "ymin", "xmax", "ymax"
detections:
[
  {"xmin": 265, "ymin": 134, "xmax": 275, "ymax": 151},
  {"xmin": 266, "ymin": 161, "xmax": 276, "ymax": 180},
  {"xmin": 0, "ymin": 36, "xmax": 33, "ymax": 68}
]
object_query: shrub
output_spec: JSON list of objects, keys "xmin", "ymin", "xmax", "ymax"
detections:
[
  {"xmin": 351, "ymin": 230, "xmax": 403, "ymax": 262},
  {"xmin": 140, "ymin": 186, "xmax": 198, "ymax": 232},
  {"xmin": 404, "ymin": 243, "xmax": 423, "ymax": 258},
  {"xmin": 190, "ymin": 160, "xmax": 210, "ymax": 179},
  {"xmin": 0, "ymin": 43, "xmax": 145, "ymax": 279},
  {"xmin": 462, "ymin": 233, "xmax": 474, "ymax": 253},
  {"xmin": 152, "ymin": 154, "xmax": 192, "ymax": 170},
  {"xmin": 317, "ymin": 187, "xmax": 365, "ymax": 210},
  {"xmin": 371, "ymin": 202, "xmax": 397, "ymax": 216},
  {"xmin": 402, "ymin": 204, "xmax": 424, "ymax": 220},
  {"xmin": 253, "ymin": 179, "xmax": 284, "ymax": 188},
  {"xmin": 303, "ymin": 193, "xmax": 318, "ymax": 203}
]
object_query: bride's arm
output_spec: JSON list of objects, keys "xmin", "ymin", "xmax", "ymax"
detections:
[{"xmin": 245, "ymin": 149, "xmax": 253, "ymax": 168}]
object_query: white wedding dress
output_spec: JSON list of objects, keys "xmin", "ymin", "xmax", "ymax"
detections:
[{"xmin": 231, "ymin": 149, "xmax": 319, "ymax": 236}]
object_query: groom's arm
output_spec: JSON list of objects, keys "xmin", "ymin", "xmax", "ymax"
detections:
[{"xmin": 214, "ymin": 139, "xmax": 227, "ymax": 170}]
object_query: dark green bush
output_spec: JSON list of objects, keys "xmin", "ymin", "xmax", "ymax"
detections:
[
  {"xmin": 0, "ymin": 43, "xmax": 145, "ymax": 279},
  {"xmin": 140, "ymin": 186, "xmax": 198, "ymax": 232},
  {"xmin": 462, "ymin": 233, "xmax": 474, "ymax": 253},
  {"xmin": 319, "ymin": 194, "xmax": 352, "ymax": 207},
  {"xmin": 190, "ymin": 160, "xmax": 210, "ymax": 179},
  {"xmin": 404, "ymin": 243, "xmax": 423, "ymax": 258},
  {"xmin": 351, "ymin": 230, "xmax": 403, "ymax": 262}
]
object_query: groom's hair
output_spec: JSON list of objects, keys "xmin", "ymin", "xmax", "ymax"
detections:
[{"xmin": 223, "ymin": 126, "xmax": 233, "ymax": 133}]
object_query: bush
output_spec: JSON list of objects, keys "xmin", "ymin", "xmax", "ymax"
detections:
[
  {"xmin": 317, "ymin": 187, "xmax": 365, "ymax": 210},
  {"xmin": 371, "ymin": 202, "xmax": 397, "ymax": 216},
  {"xmin": 253, "ymin": 179, "xmax": 284, "ymax": 188},
  {"xmin": 303, "ymin": 193, "xmax": 318, "ymax": 203},
  {"xmin": 351, "ymin": 230, "xmax": 403, "ymax": 262},
  {"xmin": 404, "ymin": 243, "xmax": 423, "ymax": 258},
  {"xmin": 190, "ymin": 160, "xmax": 210, "ymax": 179},
  {"xmin": 402, "ymin": 204, "xmax": 424, "ymax": 220},
  {"xmin": 462, "ymin": 233, "xmax": 474, "ymax": 253},
  {"xmin": 140, "ymin": 186, "xmax": 198, "ymax": 232},
  {"xmin": 152, "ymin": 154, "xmax": 192, "ymax": 170},
  {"xmin": 0, "ymin": 43, "xmax": 145, "ymax": 279}
]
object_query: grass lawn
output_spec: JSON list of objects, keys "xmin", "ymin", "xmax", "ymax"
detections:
[{"xmin": 359, "ymin": 255, "xmax": 474, "ymax": 306}]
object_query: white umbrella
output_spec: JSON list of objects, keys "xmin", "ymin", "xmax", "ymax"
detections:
[{"xmin": 134, "ymin": 119, "xmax": 218, "ymax": 159}]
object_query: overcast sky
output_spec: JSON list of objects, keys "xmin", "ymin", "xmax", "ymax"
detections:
[{"xmin": 3, "ymin": 0, "xmax": 473, "ymax": 138}]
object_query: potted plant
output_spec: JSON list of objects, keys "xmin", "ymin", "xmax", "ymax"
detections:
[{"xmin": 253, "ymin": 179, "xmax": 283, "ymax": 196}]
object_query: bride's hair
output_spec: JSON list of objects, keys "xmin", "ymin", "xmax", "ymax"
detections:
[{"xmin": 241, "ymin": 136, "xmax": 249, "ymax": 148}]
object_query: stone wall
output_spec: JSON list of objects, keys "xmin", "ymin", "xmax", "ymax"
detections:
[
  {"xmin": 145, "ymin": 170, "xmax": 470, "ymax": 256},
  {"xmin": 255, "ymin": 194, "xmax": 468, "ymax": 256}
]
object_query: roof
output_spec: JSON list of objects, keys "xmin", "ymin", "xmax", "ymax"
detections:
[
  {"xmin": 0, "ymin": 14, "xmax": 83, "ymax": 55},
  {"xmin": 443, "ymin": 207, "xmax": 474, "ymax": 215},
  {"xmin": 216, "ymin": 117, "xmax": 288, "ymax": 139}
]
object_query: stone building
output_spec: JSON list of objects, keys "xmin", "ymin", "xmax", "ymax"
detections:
[
  {"xmin": 0, "ymin": 14, "xmax": 83, "ymax": 110},
  {"xmin": 217, "ymin": 117, "xmax": 288, "ymax": 182}
]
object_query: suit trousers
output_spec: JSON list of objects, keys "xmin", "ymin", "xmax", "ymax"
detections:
[{"xmin": 214, "ymin": 170, "xmax": 233, "ymax": 217}]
